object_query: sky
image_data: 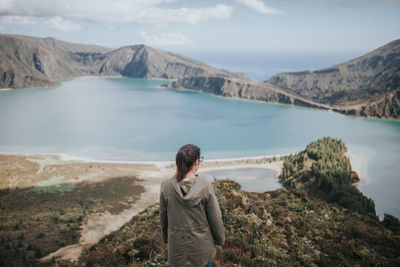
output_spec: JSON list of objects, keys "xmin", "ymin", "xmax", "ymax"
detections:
[{"xmin": 0, "ymin": 0, "xmax": 399, "ymax": 55}]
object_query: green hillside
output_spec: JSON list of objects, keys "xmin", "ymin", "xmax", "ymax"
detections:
[{"xmin": 71, "ymin": 137, "xmax": 400, "ymax": 267}]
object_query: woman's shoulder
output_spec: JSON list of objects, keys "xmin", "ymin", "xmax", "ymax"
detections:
[
  {"xmin": 196, "ymin": 175, "xmax": 214, "ymax": 190},
  {"xmin": 161, "ymin": 175, "xmax": 212, "ymax": 191},
  {"xmin": 161, "ymin": 176, "xmax": 176, "ymax": 190}
]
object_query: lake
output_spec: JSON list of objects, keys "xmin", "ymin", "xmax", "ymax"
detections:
[{"xmin": 0, "ymin": 77, "xmax": 399, "ymax": 218}]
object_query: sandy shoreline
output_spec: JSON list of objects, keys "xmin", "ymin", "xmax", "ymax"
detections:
[{"xmin": 0, "ymin": 150, "xmax": 289, "ymax": 164}]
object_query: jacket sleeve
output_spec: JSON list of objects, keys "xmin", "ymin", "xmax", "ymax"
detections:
[
  {"xmin": 159, "ymin": 184, "xmax": 168, "ymax": 244},
  {"xmin": 206, "ymin": 183, "xmax": 225, "ymax": 246}
]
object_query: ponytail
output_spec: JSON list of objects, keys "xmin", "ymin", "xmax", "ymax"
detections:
[{"xmin": 175, "ymin": 144, "xmax": 201, "ymax": 182}]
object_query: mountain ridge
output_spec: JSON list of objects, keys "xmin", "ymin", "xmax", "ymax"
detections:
[
  {"xmin": 166, "ymin": 39, "xmax": 400, "ymax": 120},
  {"xmin": 0, "ymin": 34, "xmax": 240, "ymax": 89},
  {"xmin": 266, "ymin": 39, "xmax": 400, "ymax": 105},
  {"xmin": 264, "ymin": 39, "xmax": 400, "ymax": 119},
  {"xmin": 164, "ymin": 76, "xmax": 331, "ymax": 111}
]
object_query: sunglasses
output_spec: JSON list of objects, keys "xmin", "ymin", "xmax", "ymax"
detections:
[{"xmin": 199, "ymin": 156, "xmax": 204, "ymax": 162}]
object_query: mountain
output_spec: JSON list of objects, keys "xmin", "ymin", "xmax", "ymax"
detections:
[
  {"xmin": 331, "ymin": 88, "xmax": 400, "ymax": 118},
  {"xmin": 97, "ymin": 45, "xmax": 238, "ymax": 79},
  {"xmin": 164, "ymin": 76, "xmax": 331, "ymax": 110},
  {"xmin": 0, "ymin": 34, "xmax": 239, "ymax": 89},
  {"xmin": 266, "ymin": 39, "xmax": 400, "ymax": 119},
  {"xmin": 0, "ymin": 34, "xmax": 113, "ymax": 89},
  {"xmin": 165, "ymin": 39, "xmax": 400, "ymax": 120}
]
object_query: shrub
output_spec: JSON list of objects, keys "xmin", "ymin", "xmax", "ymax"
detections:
[{"xmin": 383, "ymin": 213, "xmax": 400, "ymax": 234}]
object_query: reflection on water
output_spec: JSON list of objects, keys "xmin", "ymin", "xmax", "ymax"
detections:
[{"xmin": 199, "ymin": 167, "xmax": 281, "ymax": 193}]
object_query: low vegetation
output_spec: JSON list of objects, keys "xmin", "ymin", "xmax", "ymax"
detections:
[
  {"xmin": 73, "ymin": 137, "xmax": 400, "ymax": 267},
  {"xmin": 0, "ymin": 176, "xmax": 144, "ymax": 267},
  {"xmin": 280, "ymin": 137, "xmax": 375, "ymax": 215},
  {"xmin": 2, "ymin": 137, "xmax": 399, "ymax": 266}
]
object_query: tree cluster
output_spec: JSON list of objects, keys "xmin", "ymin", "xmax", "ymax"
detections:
[{"xmin": 280, "ymin": 137, "xmax": 375, "ymax": 215}]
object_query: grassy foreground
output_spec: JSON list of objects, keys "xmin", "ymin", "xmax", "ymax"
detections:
[
  {"xmin": 0, "ymin": 176, "xmax": 144, "ymax": 267},
  {"xmin": 71, "ymin": 137, "xmax": 400, "ymax": 267}
]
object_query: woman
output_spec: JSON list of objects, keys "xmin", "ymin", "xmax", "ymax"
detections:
[{"xmin": 160, "ymin": 144, "xmax": 225, "ymax": 267}]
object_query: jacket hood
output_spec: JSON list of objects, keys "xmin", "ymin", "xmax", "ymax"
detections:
[{"xmin": 172, "ymin": 175, "xmax": 205, "ymax": 206}]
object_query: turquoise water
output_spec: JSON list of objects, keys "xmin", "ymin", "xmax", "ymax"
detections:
[{"xmin": 0, "ymin": 77, "xmax": 399, "ymax": 218}]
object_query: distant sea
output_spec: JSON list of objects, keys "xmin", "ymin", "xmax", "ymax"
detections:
[{"xmin": 181, "ymin": 50, "xmax": 366, "ymax": 81}]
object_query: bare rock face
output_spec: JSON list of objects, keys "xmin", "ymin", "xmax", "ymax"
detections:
[
  {"xmin": 0, "ymin": 35, "xmax": 60, "ymax": 88},
  {"xmin": 333, "ymin": 88, "xmax": 400, "ymax": 119},
  {"xmin": 362, "ymin": 89, "xmax": 400, "ymax": 119},
  {"xmin": 98, "ymin": 47, "xmax": 137, "ymax": 76},
  {"xmin": 120, "ymin": 46, "xmax": 149, "ymax": 77},
  {"xmin": 32, "ymin": 47, "xmax": 68, "ymax": 80},
  {"xmin": 107, "ymin": 45, "xmax": 239, "ymax": 79}
]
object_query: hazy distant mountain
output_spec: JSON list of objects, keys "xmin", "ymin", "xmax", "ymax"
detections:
[
  {"xmin": 0, "ymin": 34, "xmax": 239, "ymax": 89},
  {"xmin": 266, "ymin": 39, "xmax": 400, "ymax": 119}
]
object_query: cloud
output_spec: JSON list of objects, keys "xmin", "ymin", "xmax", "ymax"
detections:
[
  {"xmin": 107, "ymin": 25, "xmax": 118, "ymax": 31},
  {"xmin": 278, "ymin": 0, "xmax": 396, "ymax": 4},
  {"xmin": 0, "ymin": 15, "xmax": 40, "ymax": 25},
  {"xmin": 0, "ymin": 14, "xmax": 80, "ymax": 31},
  {"xmin": 45, "ymin": 16, "xmax": 81, "ymax": 31},
  {"xmin": 0, "ymin": 0, "xmax": 233, "ymax": 27},
  {"xmin": 237, "ymin": 0, "xmax": 281, "ymax": 14},
  {"xmin": 140, "ymin": 31, "xmax": 192, "ymax": 46},
  {"xmin": 155, "ymin": 4, "xmax": 233, "ymax": 25}
]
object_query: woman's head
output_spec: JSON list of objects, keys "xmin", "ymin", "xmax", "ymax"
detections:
[{"xmin": 175, "ymin": 144, "xmax": 201, "ymax": 182}]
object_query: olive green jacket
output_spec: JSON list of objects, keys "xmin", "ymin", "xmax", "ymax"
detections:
[{"xmin": 160, "ymin": 175, "xmax": 225, "ymax": 267}]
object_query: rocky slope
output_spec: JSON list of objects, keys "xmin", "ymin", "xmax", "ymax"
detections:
[
  {"xmin": 266, "ymin": 39, "xmax": 400, "ymax": 105},
  {"xmin": 0, "ymin": 34, "xmax": 114, "ymax": 89},
  {"xmin": 99, "ymin": 45, "xmax": 238, "ymax": 79},
  {"xmin": 265, "ymin": 39, "xmax": 400, "ymax": 119},
  {"xmin": 164, "ymin": 76, "xmax": 331, "ymax": 110},
  {"xmin": 165, "ymin": 39, "xmax": 400, "ymax": 120},
  {"xmin": 330, "ymin": 88, "xmax": 400, "ymax": 119},
  {"xmin": 0, "ymin": 34, "xmax": 239, "ymax": 89},
  {"xmin": 62, "ymin": 138, "xmax": 400, "ymax": 267}
]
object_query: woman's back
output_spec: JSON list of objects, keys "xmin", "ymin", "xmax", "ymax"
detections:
[{"xmin": 160, "ymin": 175, "xmax": 224, "ymax": 267}]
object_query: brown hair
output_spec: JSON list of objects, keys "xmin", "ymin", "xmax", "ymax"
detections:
[{"xmin": 175, "ymin": 144, "xmax": 201, "ymax": 182}]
